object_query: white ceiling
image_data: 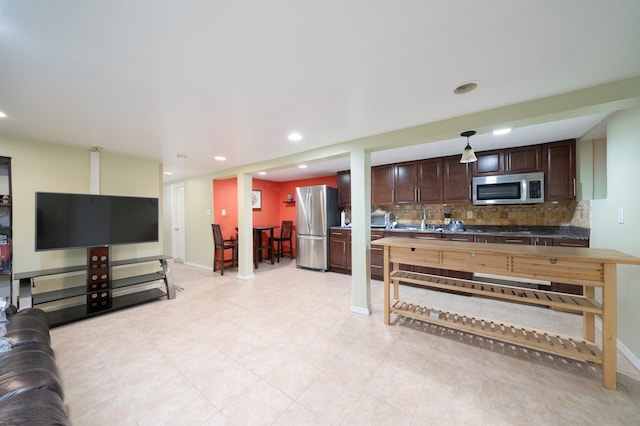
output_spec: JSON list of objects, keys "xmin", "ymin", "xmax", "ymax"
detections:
[{"xmin": 1, "ymin": 1, "xmax": 639, "ymax": 182}]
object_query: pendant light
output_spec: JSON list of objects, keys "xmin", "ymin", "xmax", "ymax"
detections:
[{"xmin": 459, "ymin": 130, "xmax": 477, "ymax": 163}]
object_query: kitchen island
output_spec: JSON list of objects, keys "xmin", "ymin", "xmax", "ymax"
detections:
[{"xmin": 372, "ymin": 236, "xmax": 640, "ymax": 390}]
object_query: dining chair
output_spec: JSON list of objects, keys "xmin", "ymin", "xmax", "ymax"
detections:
[
  {"xmin": 273, "ymin": 220, "xmax": 293, "ymax": 262},
  {"xmin": 211, "ymin": 224, "xmax": 237, "ymax": 275}
]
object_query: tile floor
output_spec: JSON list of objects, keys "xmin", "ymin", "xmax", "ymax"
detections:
[{"xmin": 50, "ymin": 259, "xmax": 640, "ymax": 425}]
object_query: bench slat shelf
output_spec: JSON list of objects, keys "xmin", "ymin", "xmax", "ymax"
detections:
[
  {"xmin": 390, "ymin": 270, "xmax": 603, "ymax": 315},
  {"xmin": 391, "ymin": 299, "xmax": 602, "ymax": 364}
]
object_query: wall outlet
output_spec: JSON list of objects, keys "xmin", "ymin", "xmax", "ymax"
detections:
[
  {"xmin": 205, "ymin": 208, "xmax": 211, "ymax": 216},
  {"xmin": 617, "ymin": 207, "xmax": 624, "ymax": 224},
  {"xmin": 467, "ymin": 211, "xmax": 473, "ymax": 219},
  {"xmin": 221, "ymin": 209, "xmax": 226, "ymax": 216}
]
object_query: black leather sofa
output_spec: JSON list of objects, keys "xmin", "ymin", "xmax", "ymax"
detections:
[{"xmin": 0, "ymin": 307, "xmax": 69, "ymax": 425}]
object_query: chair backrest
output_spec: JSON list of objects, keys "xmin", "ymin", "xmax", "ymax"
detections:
[
  {"xmin": 211, "ymin": 224, "xmax": 224, "ymax": 247},
  {"xmin": 281, "ymin": 221, "xmax": 293, "ymax": 239}
]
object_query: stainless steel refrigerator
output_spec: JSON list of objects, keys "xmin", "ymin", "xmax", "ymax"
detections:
[{"xmin": 296, "ymin": 185, "xmax": 339, "ymax": 271}]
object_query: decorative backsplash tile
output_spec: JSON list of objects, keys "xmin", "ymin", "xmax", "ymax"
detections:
[{"xmin": 369, "ymin": 200, "xmax": 590, "ymax": 228}]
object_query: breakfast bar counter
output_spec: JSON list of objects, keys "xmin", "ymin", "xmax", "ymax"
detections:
[{"xmin": 371, "ymin": 237, "xmax": 640, "ymax": 390}]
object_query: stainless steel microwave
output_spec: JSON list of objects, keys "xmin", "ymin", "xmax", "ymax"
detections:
[
  {"xmin": 371, "ymin": 212, "xmax": 390, "ymax": 228},
  {"xmin": 472, "ymin": 172, "xmax": 544, "ymax": 205}
]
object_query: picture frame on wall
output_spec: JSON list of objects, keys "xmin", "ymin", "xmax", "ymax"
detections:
[{"xmin": 252, "ymin": 190, "xmax": 262, "ymax": 209}]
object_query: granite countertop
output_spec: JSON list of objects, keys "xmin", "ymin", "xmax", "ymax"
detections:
[{"xmin": 331, "ymin": 225, "xmax": 590, "ymax": 240}]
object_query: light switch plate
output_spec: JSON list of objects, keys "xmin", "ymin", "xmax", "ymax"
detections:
[{"xmin": 617, "ymin": 208, "xmax": 624, "ymax": 224}]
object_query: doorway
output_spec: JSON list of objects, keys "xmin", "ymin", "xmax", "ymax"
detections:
[{"xmin": 171, "ymin": 183, "xmax": 185, "ymax": 262}]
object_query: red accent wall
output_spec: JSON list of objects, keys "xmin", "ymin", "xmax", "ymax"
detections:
[{"xmin": 212, "ymin": 175, "xmax": 337, "ymax": 256}]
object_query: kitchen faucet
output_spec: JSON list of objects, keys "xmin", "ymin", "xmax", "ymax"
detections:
[{"xmin": 420, "ymin": 205, "xmax": 426, "ymax": 230}]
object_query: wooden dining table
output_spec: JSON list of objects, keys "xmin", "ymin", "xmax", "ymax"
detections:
[{"xmin": 235, "ymin": 225, "xmax": 279, "ymax": 268}]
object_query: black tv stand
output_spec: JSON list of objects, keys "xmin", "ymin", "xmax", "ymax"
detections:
[{"xmin": 15, "ymin": 247, "xmax": 176, "ymax": 327}]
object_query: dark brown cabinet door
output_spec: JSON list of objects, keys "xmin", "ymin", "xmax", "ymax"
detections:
[
  {"xmin": 497, "ymin": 236, "xmax": 530, "ymax": 245},
  {"xmin": 531, "ymin": 237, "xmax": 553, "ymax": 246},
  {"xmin": 370, "ymin": 230, "xmax": 385, "ymax": 279},
  {"xmin": 417, "ymin": 158, "xmax": 443, "ymax": 204},
  {"xmin": 372, "ymin": 164, "xmax": 395, "ymax": 205},
  {"xmin": 337, "ymin": 170, "xmax": 351, "ymax": 207},
  {"xmin": 394, "ymin": 161, "xmax": 417, "ymax": 204},
  {"xmin": 473, "ymin": 150, "xmax": 504, "ymax": 176},
  {"xmin": 329, "ymin": 230, "xmax": 350, "ymax": 272},
  {"xmin": 506, "ymin": 145, "xmax": 542, "ymax": 173},
  {"xmin": 443, "ymin": 155, "xmax": 471, "ymax": 203},
  {"xmin": 474, "ymin": 235, "xmax": 499, "ymax": 244},
  {"xmin": 543, "ymin": 140, "xmax": 576, "ymax": 201}
]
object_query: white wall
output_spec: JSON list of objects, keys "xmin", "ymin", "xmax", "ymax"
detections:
[{"xmin": 591, "ymin": 107, "xmax": 640, "ymax": 359}]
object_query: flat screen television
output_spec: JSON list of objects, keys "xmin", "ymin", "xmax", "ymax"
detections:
[{"xmin": 35, "ymin": 192, "xmax": 159, "ymax": 251}]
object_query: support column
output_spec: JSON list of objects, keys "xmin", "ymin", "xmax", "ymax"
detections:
[
  {"xmin": 236, "ymin": 173, "xmax": 255, "ymax": 280},
  {"xmin": 350, "ymin": 148, "xmax": 372, "ymax": 315}
]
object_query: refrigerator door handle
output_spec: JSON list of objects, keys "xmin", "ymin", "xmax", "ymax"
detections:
[{"xmin": 306, "ymin": 192, "xmax": 312, "ymax": 230}]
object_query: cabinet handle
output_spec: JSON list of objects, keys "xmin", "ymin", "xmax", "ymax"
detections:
[
  {"xmin": 573, "ymin": 178, "xmax": 576, "ymax": 197},
  {"xmin": 549, "ymin": 258, "xmax": 558, "ymax": 264},
  {"xmin": 468, "ymin": 184, "xmax": 471, "ymax": 200}
]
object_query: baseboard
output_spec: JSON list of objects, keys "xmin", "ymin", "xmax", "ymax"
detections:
[
  {"xmin": 183, "ymin": 261, "xmax": 211, "ymax": 270},
  {"xmin": 351, "ymin": 305, "xmax": 372, "ymax": 315},
  {"xmin": 595, "ymin": 317, "xmax": 640, "ymax": 373},
  {"xmin": 617, "ymin": 340, "xmax": 640, "ymax": 373}
]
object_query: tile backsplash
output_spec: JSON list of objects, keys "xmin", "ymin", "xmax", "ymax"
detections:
[{"xmin": 367, "ymin": 200, "xmax": 590, "ymax": 228}]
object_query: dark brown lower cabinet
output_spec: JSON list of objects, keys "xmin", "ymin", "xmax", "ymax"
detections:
[
  {"xmin": 329, "ymin": 229, "xmax": 351, "ymax": 274},
  {"xmin": 370, "ymin": 231, "xmax": 385, "ymax": 280}
]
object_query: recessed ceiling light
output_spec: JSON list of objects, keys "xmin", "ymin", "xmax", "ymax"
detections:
[
  {"xmin": 163, "ymin": 171, "xmax": 174, "ymax": 175},
  {"xmin": 176, "ymin": 153, "xmax": 187, "ymax": 159},
  {"xmin": 214, "ymin": 156, "xmax": 226, "ymax": 161},
  {"xmin": 453, "ymin": 81, "xmax": 479, "ymax": 95},
  {"xmin": 492, "ymin": 128, "xmax": 512, "ymax": 136},
  {"xmin": 298, "ymin": 164, "xmax": 307, "ymax": 169},
  {"xmin": 0, "ymin": 111, "xmax": 7, "ymax": 118},
  {"xmin": 288, "ymin": 132, "xmax": 303, "ymax": 141},
  {"xmin": 258, "ymin": 171, "xmax": 267, "ymax": 175}
]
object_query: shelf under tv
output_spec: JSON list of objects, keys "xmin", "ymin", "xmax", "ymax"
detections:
[
  {"xmin": 44, "ymin": 288, "xmax": 166, "ymax": 327},
  {"xmin": 16, "ymin": 251, "xmax": 176, "ymax": 327}
]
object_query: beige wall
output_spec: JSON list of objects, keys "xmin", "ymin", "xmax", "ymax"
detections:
[
  {"xmin": 591, "ymin": 107, "xmax": 640, "ymax": 359},
  {"xmin": 0, "ymin": 136, "xmax": 163, "ymax": 300}
]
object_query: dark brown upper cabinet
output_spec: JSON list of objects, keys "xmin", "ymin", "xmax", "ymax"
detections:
[
  {"xmin": 473, "ymin": 149, "xmax": 504, "ymax": 176},
  {"xmin": 443, "ymin": 155, "xmax": 471, "ymax": 203},
  {"xmin": 473, "ymin": 145, "xmax": 542, "ymax": 177},
  {"xmin": 371, "ymin": 164, "xmax": 395, "ymax": 205},
  {"xmin": 543, "ymin": 139, "xmax": 576, "ymax": 201},
  {"xmin": 506, "ymin": 145, "xmax": 542, "ymax": 174},
  {"xmin": 337, "ymin": 170, "xmax": 351, "ymax": 207},
  {"xmin": 394, "ymin": 161, "xmax": 418, "ymax": 204},
  {"xmin": 417, "ymin": 158, "xmax": 443, "ymax": 204}
]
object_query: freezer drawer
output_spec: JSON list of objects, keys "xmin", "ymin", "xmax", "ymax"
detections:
[{"xmin": 296, "ymin": 235, "xmax": 328, "ymax": 271}]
